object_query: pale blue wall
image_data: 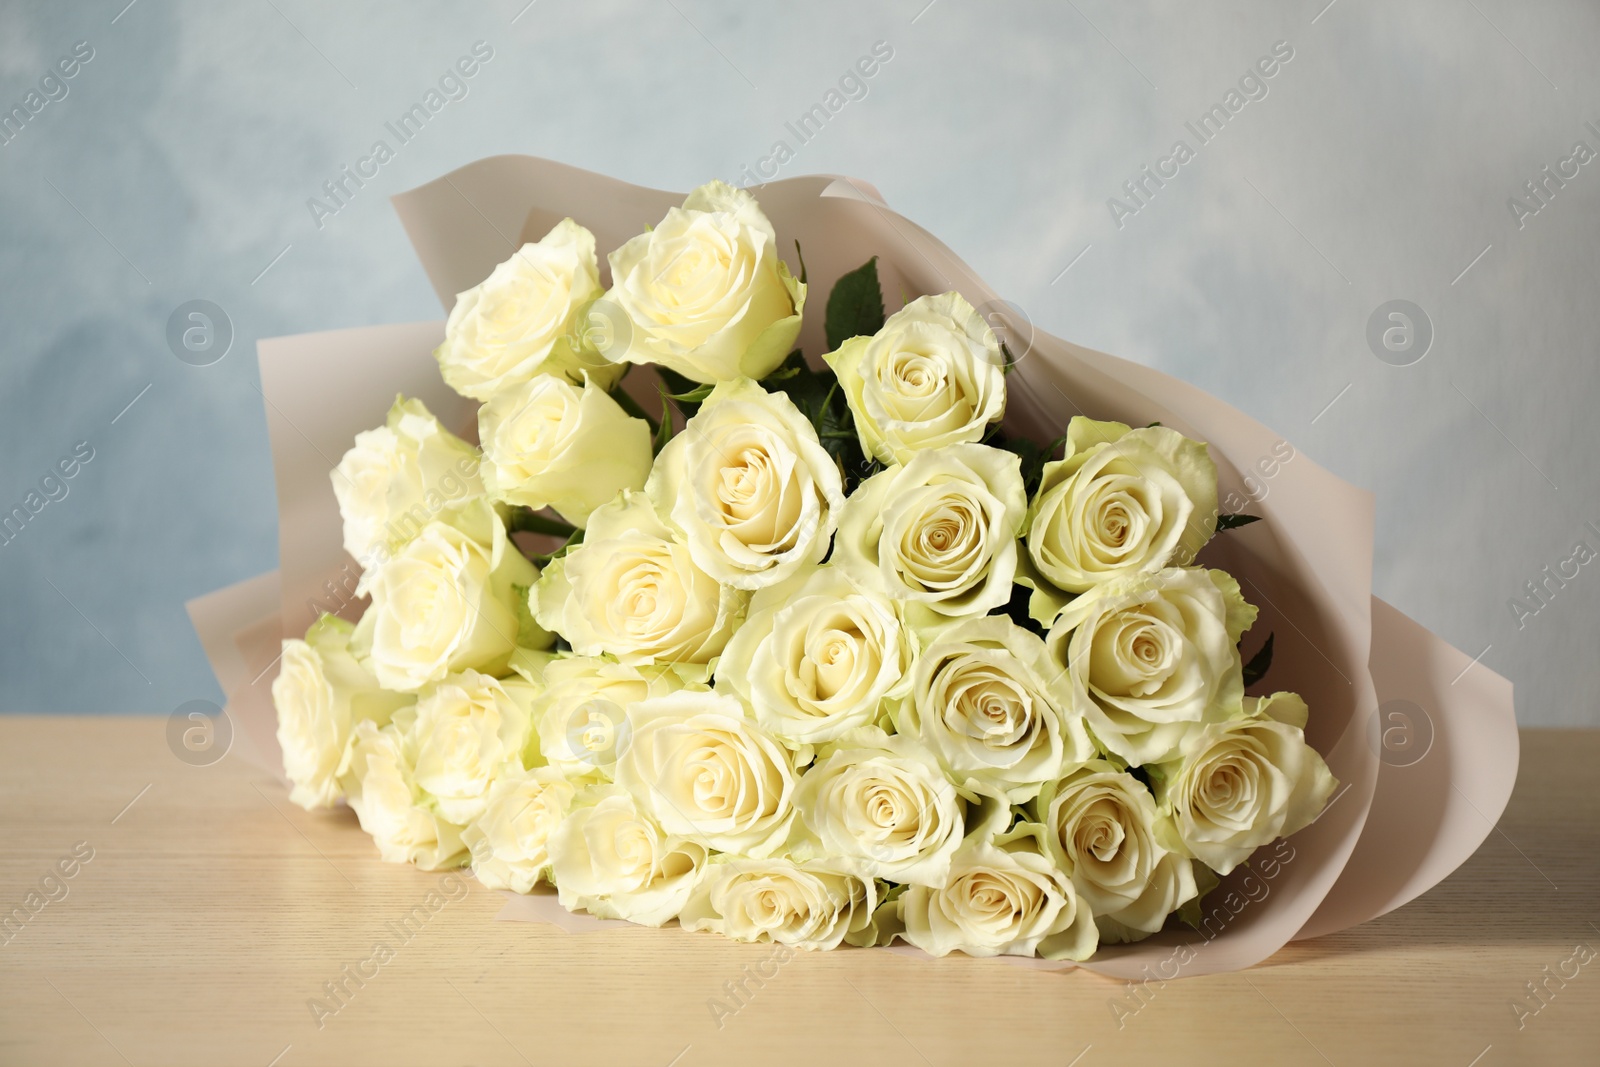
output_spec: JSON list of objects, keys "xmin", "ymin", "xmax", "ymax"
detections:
[{"xmin": 2, "ymin": 1, "xmax": 1596, "ymax": 723}]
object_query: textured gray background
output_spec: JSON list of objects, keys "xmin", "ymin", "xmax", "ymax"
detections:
[{"xmin": 1, "ymin": 0, "xmax": 1595, "ymax": 724}]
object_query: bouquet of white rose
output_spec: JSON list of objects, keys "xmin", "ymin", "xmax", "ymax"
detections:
[
  {"xmin": 268, "ymin": 178, "xmax": 1340, "ymax": 962},
  {"xmin": 191, "ymin": 157, "xmax": 1516, "ymax": 979}
]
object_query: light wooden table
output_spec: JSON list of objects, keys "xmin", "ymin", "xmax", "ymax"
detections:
[{"xmin": 2, "ymin": 718, "xmax": 1594, "ymax": 1067}]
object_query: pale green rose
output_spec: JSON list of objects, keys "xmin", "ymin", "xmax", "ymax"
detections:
[
  {"xmin": 434, "ymin": 218, "xmax": 620, "ymax": 400},
  {"xmin": 791, "ymin": 728, "xmax": 965, "ymax": 887},
  {"xmin": 272, "ymin": 614, "xmax": 412, "ymax": 811},
  {"xmin": 532, "ymin": 491, "xmax": 746, "ymax": 666},
  {"xmin": 677, "ymin": 856, "xmax": 877, "ymax": 950},
  {"xmin": 1033, "ymin": 761, "xmax": 1198, "ymax": 942},
  {"xmin": 547, "ymin": 783, "xmax": 707, "ymax": 926},
  {"xmin": 1045, "ymin": 567, "xmax": 1257, "ymax": 767},
  {"xmin": 407, "ymin": 669, "xmax": 538, "ymax": 825},
  {"xmin": 833, "ymin": 443, "xmax": 1027, "ymax": 621},
  {"xmin": 462, "ymin": 764, "xmax": 577, "ymax": 894},
  {"xmin": 895, "ymin": 615, "xmax": 1093, "ymax": 803},
  {"xmin": 615, "ymin": 690, "xmax": 798, "ymax": 858},
  {"xmin": 531, "ymin": 656, "xmax": 691, "ymax": 781},
  {"xmin": 355, "ymin": 500, "xmax": 543, "ymax": 692},
  {"xmin": 331, "ymin": 396, "xmax": 483, "ymax": 588},
  {"xmin": 824, "ymin": 292, "xmax": 1006, "ymax": 464},
  {"xmin": 647, "ymin": 378, "xmax": 843, "ymax": 590},
  {"xmin": 478, "ymin": 374, "xmax": 651, "ymax": 527},
  {"xmin": 876, "ymin": 822, "xmax": 1099, "ymax": 960},
  {"xmin": 1022, "ymin": 417, "xmax": 1219, "ymax": 623},
  {"xmin": 1152, "ymin": 698, "xmax": 1336, "ymax": 875},
  {"xmin": 586, "ymin": 180, "xmax": 805, "ymax": 383},
  {"xmin": 340, "ymin": 719, "xmax": 466, "ymax": 871},
  {"xmin": 715, "ymin": 565, "xmax": 913, "ymax": 747}
]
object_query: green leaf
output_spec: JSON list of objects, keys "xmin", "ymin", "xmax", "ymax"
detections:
[
  {"xmin": 663, "ymin": 383, "xmax": 714, "ymax": 403},
  {"xmin": 1216, "ymin": 513, "xmax": 1262, "ymax": 531},
  {"xmin": 653, "ymin": 393, "xmax": 673, "ymax": 455},
  {"xmin": 825, "ymin": 256, "xmax": 885, "ymax": 351},
  {"xmin": 655, "ymin": 366, "xmax": 707, "ymax": 420},
  {"xmin": 1241, "ymin": 633, "xmax": 1275, "ymax": 688}
]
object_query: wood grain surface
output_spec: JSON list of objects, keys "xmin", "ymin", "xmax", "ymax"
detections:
[{"xmin": 1, "ymin": 717, "xmax": 1594, "ymax": 1066}]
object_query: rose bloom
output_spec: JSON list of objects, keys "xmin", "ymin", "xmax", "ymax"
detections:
[
  {"xmin": 478, "ymin": 374, "xmax": 652, "ymax": 527},
  {"xmin": 834, "ymin": 443, "xmax": 1027, "ymax": 620},
  {"xmin": 896, "ymin": 615, "xmax": 1093, "ymax": 803},
  {"xmin": 331, "ymin": 396, "xmax": 483, "ymax": 587},
  {"xmin": 1034, "ymin": 762, "xmax": 1198, "ymax": 942},
  {"xmin": 1023, "ymin": 417, "xmax": 1218, "ymax": 621},
  {"xmin": 462, "ymin": 765, "xmax": 576, "ymax": 894},
  {"xmin": 272, "ymin": 614, "xmax": 411, "ymax": 810},
  {"xmin": 716, "ymin": 565, "xmax": 913, "ymax": 747},
  {"xmin": 1155, "ymin": 693, "xmax": 1336, "ymax": 875},
  {"xmin": 648, "ymin": 378, "xmax": 844, "ymax": 590},
  {"xmin": 340, "ymin": 719, "xmax": 466, "ymax": 871},
  {"xmin": 615, "ymin": 691, "xmax": 798, "ymax": 857},
  {"xmin": 587, "ymin": 180, "xmax": 805, "ymax": 383},
  {"xmin": 356, "ymin": 501, "xmax": 540, "ymax": 692},
  {"xmin": 825, "ymin": 292, "xmax": 1006, "ymax": 464},
  {"xmin": 1045, "ymin": 567, "xmax": 1257, "ymax": 767},
  {"xmin": 434, "ymin": 217, "xmax": 620, "ymax": 399},
  {"xmin": 678, "ymin": 857, "xmax": 877, "ymax": 950},
  {"xmin": 883, "ymin": 824, "xmax": 1098, "ymax": 960},
  {"xmin": 792, "ymin": 730, "xmax": 964, "ymax": 886},
  {"xmin": 531, "ymin": 656, "xmax": 688, "ymax": 781},
  {"xmin": 532, "ymin": 492, "xmax": 745, "ymax": 666},
  {"xmin": 407, "ymin": 670, "xmax": 537, "ymax": 825},
  {"xmin": 547, "ymin": 784, "xmax": 706, "ymax": 926}
]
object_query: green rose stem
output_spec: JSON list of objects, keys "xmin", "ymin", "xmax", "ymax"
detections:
[
  {"xmin": 506, "ymin": 507, "xmax": 577, "ymax": 539},
  {"xmin": 608, "ymin": 383, "xmax": 661, "ymax": 436}
]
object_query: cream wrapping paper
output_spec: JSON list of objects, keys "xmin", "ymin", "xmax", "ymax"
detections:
[{"xmin": 189, "ymin": 157, "xmax": 1516, "ymax": 979}]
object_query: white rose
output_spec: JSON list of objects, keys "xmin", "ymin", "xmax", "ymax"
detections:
[
  {"xmin": 478, "ymin": 374, "xmax": 652, "ymax": 527},
  {"xmin": 341, "ymin": 719, "xmax": 466, "ymax": 870},
  {"xmin": 895, "ymin": 615, "xmax": 1093, "ymax": 803},
  {"xmin": 357, "ymin": 501, "xmax": 540, "ymax": 692},
  {"xmin": 834, "ymin": 443, "xmax": 1027, "ymax": 621},
  {"xmin": 547, "ymin": 784, "xmax": 706, "ymax": 926},
  {"xmin": 615, "ymin": 690, "xmax": 797, "ymax": 857},
  {"xmin": 587, "ymin": 180, "xmax": 805, "ymax": 384},
  {"xmin": 532, "ymin": 492, "xmax": 745, "ymax": 666},
  {"xmin": 648, "ymin": 379, "xmax": 843, "ymax": 590},
  {"xmin": 331, "ymin": 396, "xmax": 483, "ymax": 588},
  {"xmin": 1155, "ymin": 696, "xmax": 1337, "ymax": 875},
  {"xmin": 824, "ymin": 292, "xmax": 1006, "ymax": 464},
  {"xmin": 434, "ymin": 218, "xmax": 620, "ymax": 400},
  {"xmin": 1045, "ymin": 567, "xmax": 1257, "ymax": 767},
  {"xmin": 678, "ymin": 857, "xmax": 877, "ymax": 950},
  {"xmin": 272, "ymin": 614, "xmax": 410, "ymax": 811},
  {"xmin": 792, "ymin": 730, "xmax": 964, "ymax": 887},
  {"xmin": 882, "ymin": 824, "xmax": 1098, "ymax": 960},
  {"xmin": 1022, "ymin": 417, "xmax": 1218, "ymax": 621},
  {"xmin": 716, "ymin": 566, "xmax": 913, "ymax": 747},
  {"xmin": 531, "ymin": 656, "xmax": 689, "ymax": 780},
  {"xmin": 407, "ymin": 670, "xmax": 537, "ymax": 825},
  {"xmin": 1034, "ymin": 762, "xmax": 1198, "ymax": 941},
  {"xmin": 462, "ymin": 765, "xmax": 576, "ymax": 894}
]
